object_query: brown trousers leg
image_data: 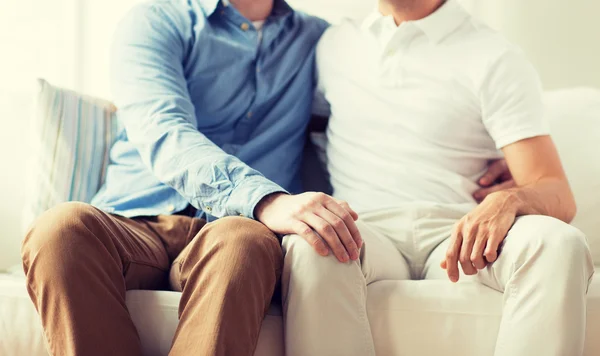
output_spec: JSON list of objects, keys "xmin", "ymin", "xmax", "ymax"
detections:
[{"xmin": 21, "ymin": 202, "xmax": 282, "ymax": 356}]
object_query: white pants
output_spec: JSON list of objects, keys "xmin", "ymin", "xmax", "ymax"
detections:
[{"xmin": 281, "ymin": 203, "xmax": 594, "ymax": 356}]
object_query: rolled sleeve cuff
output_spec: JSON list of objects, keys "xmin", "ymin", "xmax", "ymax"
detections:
[{"xmin": 227, "ymin": 177, "xmax": 288, "ymax": 220}]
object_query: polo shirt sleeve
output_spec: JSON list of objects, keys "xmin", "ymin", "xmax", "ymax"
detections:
[{"xmin": 480, "ymin": 49, "xmax": 550, "ymax": 149}]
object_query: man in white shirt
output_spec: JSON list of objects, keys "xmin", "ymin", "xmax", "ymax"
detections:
[{"xmin": 281, "ymin": 1, "xmax": 595, "ymax": 355}]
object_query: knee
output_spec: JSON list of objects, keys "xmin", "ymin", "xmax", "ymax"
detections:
[
  {"xmin": 203, "ymin": 216, "xmax": 283, "ymax": 271},
  {"xmin": 515, "ymin": 215, "xmax": 592, "ymax": 269},
  {"xmin": 22, "ymin": 202, "xmax": 100, "ymax": 272},
  {"xmin": 282, "ymin": 234, "xmax": 359, "ymax": 286},
  {"xmin": 537, "ymin": 216, "xmax": 589, "ymax": 258}
]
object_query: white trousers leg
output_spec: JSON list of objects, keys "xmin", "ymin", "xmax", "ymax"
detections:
[
  {"xmin": 281, "ymin": 221, "xmax": 411, "ymax": 356},
  {"xmin": 425, "ymin": 215, "xmax": 594, "ymax": 356}
]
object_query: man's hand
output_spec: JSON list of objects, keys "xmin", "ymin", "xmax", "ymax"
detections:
[
  {"xmin": 440, "ymin": 191, "xmax": 518, "ymax": 282},
  {"xmin": 473, "ymin": 159, "xmax": 516, "ymax": 202},
  {"xmin": 255, "ymin": 192, "xmax": 362, "ymax": 263}
]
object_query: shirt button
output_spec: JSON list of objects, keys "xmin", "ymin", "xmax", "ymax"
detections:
[
  {"xmin": 167, "ymin": 204, "xmax": 175, "ymax": 212},
  {"xmin": 247, "ymin": 111, "xmax": 253, "ymax": 119},
  {"xmin": 205, "ymin": 206, "xmax": 212, "ymax": 212},
  {"xmin": 240, "ymin": 23, "xmax": 250, "ymax": 31}
]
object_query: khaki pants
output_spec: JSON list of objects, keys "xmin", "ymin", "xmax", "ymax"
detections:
[
  {"xmin": 21, "ymin": 202, "xmax": 282, "ymax": 356},
  {"xmin": 282, "ymin": 203, "xmax": 594, "ymax": 356}
]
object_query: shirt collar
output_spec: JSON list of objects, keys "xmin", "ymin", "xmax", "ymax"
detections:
[
  {"xmin": 362, "ymin": 0, "xmax": 469, "ymax": 44},
  {"xmin": 362, "ymin": 10, "xmax": 386, "ymax": 31},
  {"xmin": 413, "ymin": 0, "xmax": 469, "ymax": 43},
  {"xmin": 197, "ymin": 0, "xmax": 221, "ymax": 16},
  {"xmin": 200, "ymin": 0, "xmax": 292, "ymax": 18}
]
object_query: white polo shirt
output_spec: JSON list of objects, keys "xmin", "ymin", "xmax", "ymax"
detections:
[{"xmin": 315, "ymin": 0, "xmax": 549, "ymax": 212}]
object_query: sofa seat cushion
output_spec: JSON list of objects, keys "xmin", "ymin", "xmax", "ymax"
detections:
[{"xmin": 2, "ymin": 271, "xmax": 599, "ymax": 356}]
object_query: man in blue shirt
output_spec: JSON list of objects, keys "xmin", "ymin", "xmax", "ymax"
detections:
[
  {"xmin": 21, "ymin": 1, "xmax": 365, "ymax": 355},
  {"xmin": 21, "ymin": 0, "xmax": 511, "ymax": 355}
]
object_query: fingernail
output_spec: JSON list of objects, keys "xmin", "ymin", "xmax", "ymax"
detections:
[
  {"xmin": 358, "ymin": 240, "xmax": 363, "ymax": 249},
  {"xmin": 343, "ymin": 252, "xmax": 350, "ymax": 262},
  {"xmin": 351, "ymin": 250, "xmax": 359, "ymax": 260}
]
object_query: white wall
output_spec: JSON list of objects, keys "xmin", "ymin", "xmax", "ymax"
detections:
[
  {"xmin": 80, "ymin": 0, "xmax": 145, "ymax": 98},
  {"xmin": 472, "ymin": 0, "xmax": 600, "ymax": 90},
  {"xmin": 0, "ymin": 0, "xmax": 599, "ymax": 270},
  {"xmin": 0, "ymin": 0, "xmax": 142, "ymax": 270},
  {"xmin": 0, "ymin": 0, "xmax": 81, "ymax": 270},
  {"xmin": 290, "ymin": 0, "xmax": 600, "ymax": 90}
]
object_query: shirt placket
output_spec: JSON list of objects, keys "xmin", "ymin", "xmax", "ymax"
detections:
[
  {"xmin": 221, "ymin": 9, "xmax": 263, "ymax": 145},
  {"xmin": 379, "ymin": 24, "xmax": 415, "ymax": 87}
]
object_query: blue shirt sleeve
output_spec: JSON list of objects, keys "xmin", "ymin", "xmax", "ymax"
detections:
[{"xmin": 110, "ymin": 3, "xmax": 286, "ymax": 219}]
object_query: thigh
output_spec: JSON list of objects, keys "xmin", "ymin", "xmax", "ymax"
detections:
[
  {"xmin": 353, "ymin": 220, "xmax": 412, "ymax": 283},
  {"xmin": 423, "ymin": 238, "xmax": 480, "ymax": 282},
  {"xmin": 109, "ymin": 213, "xmax": 201, "ymax": 290},
  {"xmin": 424, "ymin": 215, "xmax": 591, "ymax": 286},
  {"xmin": 423, "ymin": 238, "xmax": 452, "ymax": 280},
  {"xmin": 24, "ymin": 202, "xmax": 193, "ymax": 291},
  {"xmin": 169, "ymin": 216, "xmax": 279, "ymax": 292},
  {"xmin": 475, "ymin": 215, "xmax": 591, "ymax": 292},
  {"xmin": 281, "ymin": 219, "xmax": 411, "ymax": 285}
]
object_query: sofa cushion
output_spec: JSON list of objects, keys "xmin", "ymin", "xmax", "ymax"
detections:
[
  {"xmin": 21, "ymin": 79, "xmax": 117, "ymax": 232},
  {"xmin": 2, "ymin": 271, "xmax": 599, "ymax": 356}
]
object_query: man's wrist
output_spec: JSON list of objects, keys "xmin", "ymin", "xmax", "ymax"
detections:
[
  {"xmin": 224, "ymin": 176, "xmax": 287, "ymax": 219},
  {"xmin": 254, "ymin": 192, "xmax": 287, "ymax": 221},
  {"xmin": 487, "ymin": 189, "xmax": 534, "ymax": 217}
]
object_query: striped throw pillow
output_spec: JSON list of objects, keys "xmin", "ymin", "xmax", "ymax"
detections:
[{"xmin": 22, "ymin": 79, "xmax": 118, "ymax": 231}]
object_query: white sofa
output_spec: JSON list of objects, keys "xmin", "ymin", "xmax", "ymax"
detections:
[{"xmin": 2, "ymin": 88, "xmax": 600, "ymax": 355}]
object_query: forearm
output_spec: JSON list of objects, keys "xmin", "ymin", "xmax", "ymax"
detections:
[
  {"xmin": 487, "ymin": 178, "xmax": 576, "ymax": 223},
  {"xmin": 111, "ymin": 4, "xmax": 285, "ymax": 218},
  {"xmin": 134, "ymin": 118, "xmax": 285, "ymax": 218}
]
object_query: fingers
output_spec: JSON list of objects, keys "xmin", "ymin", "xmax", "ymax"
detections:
[
  {"xmin": 324, "ymin": 200, "xmax": 362, "ymax": 248},
  {"xmin": 303, "ymin": 213, "xmax": 350, "ymax": 263},
  {"xmin": 333, "ymin": 198, "xmax": 359, "ymax": 221},
  {"xmin": 292, "ymin": 220, "xmax": 329, "ymax": 257},
  {"xmin": 473, "ymin": 180, "xmax": 516, "ymax": 202},
  {"xmin": 484, "ymin": 227, "xmax": 504, "ymax": 263},
  {"xmin": 459, "ymin": 223, "xmax": 478, "ymax": 276},
  {"xmin": 315, "ymin": 205, "xmax": 360, "ymax": 260},
  {"xmin": 479, "ymin": 159, "xmax": 509, "ymax": 186},
  {"xmin": 443, "ymin": 223, "xmax": 463, "ymax": 283},
  {"xmin": 470, "ymin": 226, "xmax": 488, "ymax": 270}
]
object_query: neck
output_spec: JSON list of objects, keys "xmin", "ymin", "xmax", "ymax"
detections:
[
  {"xmin": 230, "ymin": 0, "xmax": 274, "ymax": 22},
  {"xmin": 378, "ymin": 0, "xmax": 445, "ymax": 26}
]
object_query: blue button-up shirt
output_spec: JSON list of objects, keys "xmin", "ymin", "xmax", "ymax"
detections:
[{"xmin": 91, "ymin": 0, "xmax": 328, "ymax": 220}]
